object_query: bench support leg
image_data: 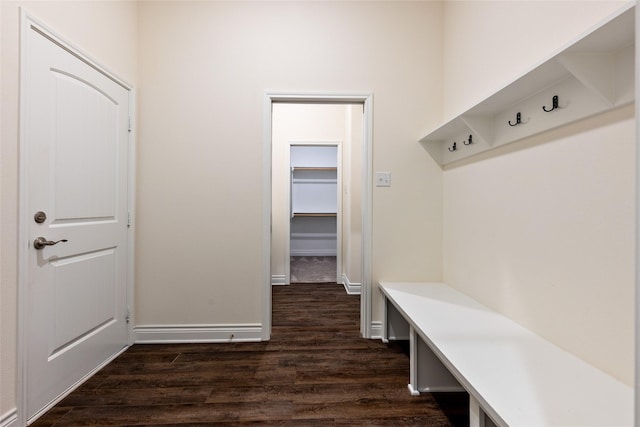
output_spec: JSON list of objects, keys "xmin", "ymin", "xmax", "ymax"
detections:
[
  {"xmin": 408, "ymin": 325, "xmax": 463, "ymax": 394},
  {"xmin": 469, "ymin": 395, "xmax": 500, "ymax": 427},
  {"xmin": 470, "ymin": 395, "xmax": 482, "ymax": 427},
  {"xmin": 408, "ymin": 325, "xmax": 421, "ymax": 395},
  {"xmin": 383, "ymin": 297, "xmax": 410, "ymax": 343}
]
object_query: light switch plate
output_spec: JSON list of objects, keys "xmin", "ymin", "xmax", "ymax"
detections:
[{"xmin": 376, "ymin": 172, "xmax": 391, "ymax": 187}]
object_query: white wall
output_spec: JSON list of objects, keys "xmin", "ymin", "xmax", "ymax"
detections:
[
  {"xmin": 1, "ymin": 0, "xmax": 138, "ymax": 419},
  {"xmin": 442, "ymin": 0, "xmax": 634, "ymax": 385},
  {"xmin": 442, "ymin": 0, "xmax": 632, "ymax": 119},
  {"xmin": 136, "ymin": 1, "xmax": 444, "ymax": 328}
]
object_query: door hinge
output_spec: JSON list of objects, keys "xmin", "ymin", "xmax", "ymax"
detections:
[
  {"xmin": 127, "ymin": 211, "xmax": 132, "ymax": 228},
  {"xmin": 128, "ymin": 117, "xmax": 132, "ymax": 133},
  {"xmin": 125, "ymin": 307, "xmax": 131, "ymax": 324}
]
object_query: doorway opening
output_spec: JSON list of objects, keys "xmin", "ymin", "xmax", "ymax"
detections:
[{"xmin": 262, "ymin": 93, "xmax": 373, "ymax": 340}]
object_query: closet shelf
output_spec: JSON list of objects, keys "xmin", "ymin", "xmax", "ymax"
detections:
[
  {"xmin": 420, "ymin": 3, "xmax": 635, "ymax": 167},
  {"xmin": 292, "ymin": 167, "xmax": 337, "ymax": 171},
  {"xmin": 292, "ymin": 178, "xmax": 338, "ymax": 184},
  {"xmin": 291, "ymin": 158, "xmax": 338, "ymax": 217},
  {"xmin": 292, "ymin": 212, "xmax": 337, "ymax": 218}
]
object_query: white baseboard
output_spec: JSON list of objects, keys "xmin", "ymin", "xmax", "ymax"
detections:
[
  {"xmin": 290, "ymin": 232, "xmax": 337, "ymax": 257},
  {"xmin": 341, "ymin": 274, "xmax": 361, "ymax": 295},
  {"xmin": 135, "ymin": 324, "xmax": 263, "ymax": 343},
  {"xmin": 0, "ymin": 410, "xmax": 17, "ymax": 427},
  {"xmin": 290, "ymin": 249, "xmax": 337, "ymax": 256},
  {"xmin": 271, "ymin": 274, "xmax": 286, "ymax": 285},
  {"xmin": 290, "ymin": 232, "xmax": 336, "ymax": 239},
  {"xmin": 369, "ymin": 320, "xmax": 382, "ymax": 340}
]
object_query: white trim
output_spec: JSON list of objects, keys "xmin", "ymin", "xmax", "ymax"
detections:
[
  {"xmin": 264, "ymin": 91, "xmax": 373, "ymax": 341},
  {"xmin": 335, "ymin": 143, "xmax": 343, "ymax": 285},
  {"xmin": 290, "ymin": 249, "xmax": 337, "ymax": 257},
  {"xmin": 0, "ymin": 410, "xmax": 18, "ymax": 427},
  {"xmin": 271, "ymin": 274, "xmax": 286, "ymax": 285},
  {"xmin": 369, "ymin": 320, "xmax": 382, "ymax": 340},
  {"xmin": 262, "ymin": 94, "xmax": 274, "ymax": 340},
  {"xmin": 18, "ymin": 10, "xmax": 135, "ymax": 425},
  {"xmin": 341, "ymin": 274, "xmax": 362, "ymax": 295},
  {"xmin": 361, "ymin": 95, "xmax": 374, "ymax": 338},
  {"xmin": 635, "ymin": 1, "xmax": 639, "ymax": 424},
  {"xmin": 284, "ymin": 142, "xmax": 291, "ymax": 285},
  {"xmin": 290, "ymin": 231, "xmax": 338, "ymax": 256},
  {"xmin": 17, "ymin": 11, "xmax": 30, "ymax": 425},
  {"xmin": 135, "ymin": 324, "xmax": 263, "ymax": 343},
  {"xmin": 127, "ymin": 87, "xmax": 137, "ymax": 346},
  {"xmin": 290, "ymin": 232, "xmax": 337, "ymax": 239}
]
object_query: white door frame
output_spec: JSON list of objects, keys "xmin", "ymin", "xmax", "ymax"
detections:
[
  {"xmin": 635, "ymin": 2, "xmax": 639, "ymax": 422},
  {"xmin": 17, "ymin": 10, "xmax": 136, "ymax": 425},
  {"xmin": 263, "ymin": 92, "xmax": 373, "ymax": 340},
  {"xmin": 286, "ymin": 140, "xmax": 343, "ymax": 285}
]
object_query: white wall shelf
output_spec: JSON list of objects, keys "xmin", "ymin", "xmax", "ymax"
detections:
[{"xmin": 420, "ymin": 4, "xmax": 635, "ymax": 167}]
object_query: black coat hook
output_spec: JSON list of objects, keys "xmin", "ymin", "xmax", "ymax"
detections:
[
  {"xmin": 542, "ymin": 95, "xmax": 559, "ymax": 112},
  {"xmin": 508, "ymin": 112, "xmax": 522, "ymax": 127},
  {"xmin": 463, "ymin": 135, "xmax": 473, "ymax": 145},
  {"xmin": 448, "ymin": 142, "xmax": 457, "ymax": 152}
]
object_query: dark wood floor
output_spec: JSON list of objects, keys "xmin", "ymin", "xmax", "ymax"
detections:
[{"xmin": 33, "ymin": 283, "xmax": 468, "ymax": 426}]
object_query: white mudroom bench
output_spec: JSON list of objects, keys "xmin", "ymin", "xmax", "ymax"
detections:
[{"xmin": 379, "ymin": 281, "xmax": 633, "ymax": 427}]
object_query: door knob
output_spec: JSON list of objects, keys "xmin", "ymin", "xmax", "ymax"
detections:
[{"xmin": 33, "ymin": 237, "xmax": 68, "ymax": 250}]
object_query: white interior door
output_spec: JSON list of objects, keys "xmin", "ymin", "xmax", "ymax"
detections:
[{"xmin": 22, "ymin": 21, "xmax": 131, "ymax": 421}]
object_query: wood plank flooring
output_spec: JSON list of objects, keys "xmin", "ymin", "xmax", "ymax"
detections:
[{"xmin": 32, "ymin": 283, "xmax": 468, "ymax": 426}]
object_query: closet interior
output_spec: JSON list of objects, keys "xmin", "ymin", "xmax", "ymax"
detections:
[{"xmin": 290, "ymin": 145, "xmax": 338, "ymax": 283}]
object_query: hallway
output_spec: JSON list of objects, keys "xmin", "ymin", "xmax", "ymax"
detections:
[{"xmin": 32, "ymin": 284, "xmax": 467, "ymax": 426}]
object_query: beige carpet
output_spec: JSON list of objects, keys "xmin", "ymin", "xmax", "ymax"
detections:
[{"xmin": 290, "ymin": 256, "xmax": 336, "ymax": 283}]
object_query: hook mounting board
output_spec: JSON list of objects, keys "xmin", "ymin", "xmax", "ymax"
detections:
[{"xmin": 419, "ymin": 4, "xmax": 635, "ymax": 167}]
